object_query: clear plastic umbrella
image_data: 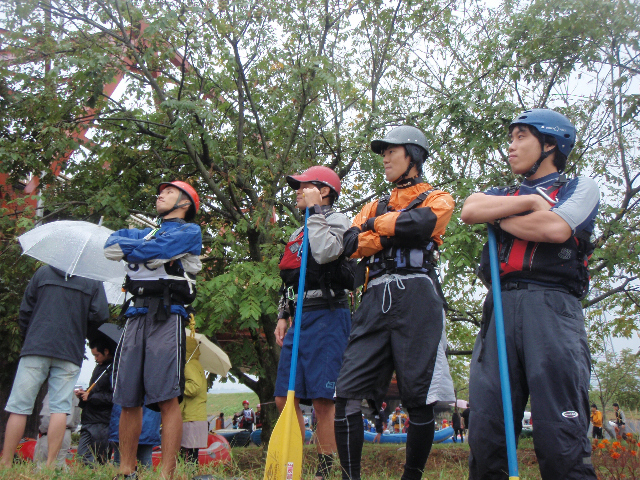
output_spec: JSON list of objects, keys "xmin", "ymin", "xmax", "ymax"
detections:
[
  {"xmin": 103, "ymin": 281, "xmax": 130, "ymax": 305},
  {"xmin": 18, "ymin": 220, "xmax": 126, "ymax": 284}
]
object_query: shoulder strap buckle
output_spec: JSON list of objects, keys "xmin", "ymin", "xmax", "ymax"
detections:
[{"xmin": 375, "ymin": 194, "xmax": 391, "ymax": 216}]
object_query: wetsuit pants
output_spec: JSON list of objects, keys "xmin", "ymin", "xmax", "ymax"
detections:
[
  {"xmin": 335, "ymin": 273, "xmax": 453, "ymax": 480},
  {"xmin": 468, "ymin": 283, "xmax": 596, "ymax": 480}
]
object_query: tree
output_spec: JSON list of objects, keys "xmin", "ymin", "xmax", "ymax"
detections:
[
  {"xmin": 0, "ymin": 200, "xmax": 41, "ymax": 446},
  {"xmin": 1, "ymin": 0, "xmax": 639, "ymax": 446},
  {"xmin": 591, "ymin": 348, "xmax": 640, "ymax": 437}
]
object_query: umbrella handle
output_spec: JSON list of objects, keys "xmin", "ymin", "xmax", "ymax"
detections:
[
  {"xmin": 84, "ymin": 365, "xmax": 111, "ymax": 395},
  {"xmin": 487, "ymin": 224, "xmax": 519, "ymax": 479}
]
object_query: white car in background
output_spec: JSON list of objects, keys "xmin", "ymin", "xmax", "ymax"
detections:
[{"xmin": 522, "ymin": 411, "xmax": 532, "ymax": 431}]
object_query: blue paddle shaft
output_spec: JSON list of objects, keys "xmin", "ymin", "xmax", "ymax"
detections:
[
  {"xmin": 288, "ymin": 208, "xmax": 310, "ymax": 391},
  {"xmin": 487, "ymin": 225, "xmax": 519, "ymax": 477}
]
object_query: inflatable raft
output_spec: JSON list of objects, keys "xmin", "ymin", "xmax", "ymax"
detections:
[{"xmin": 363, "ymin": 426, "xmax": 454, "ymax": 444}]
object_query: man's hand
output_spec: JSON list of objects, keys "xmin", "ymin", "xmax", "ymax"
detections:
[
  {"xmin": 302, "ymin": 187, "xmax": 322, "ymax": 208},
  {"xmin": 530, "ymin": 193, "xmax": 554, "ymax": 212},
  {"xmin": 75, "ymin": 389, "xmax": 88, "ymax": 401},
  {"xmin": 274, "ymin": 318, "xmax": 288, "ymax": 347}
]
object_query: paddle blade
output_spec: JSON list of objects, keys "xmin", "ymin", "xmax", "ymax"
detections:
[{"xmin": 263, "ymin": 391, "xmax": 303, "ymax": 480}]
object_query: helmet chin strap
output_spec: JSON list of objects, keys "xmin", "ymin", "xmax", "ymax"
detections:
[
  {"xmin": 157, "ymin": 191, "xmax": 191, "ymax": 221},
  {"xmin": 523, "ymin": 145, "xmax": 555, "ymax": 178},
  {"xmin": 392, "ymin": 161, "xmax": 417, "ymax": 184}
]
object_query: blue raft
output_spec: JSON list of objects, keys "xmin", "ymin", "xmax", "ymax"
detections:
[{"xmin": 363, "ymin": 426, "xmax": 454, "ymax": 444}]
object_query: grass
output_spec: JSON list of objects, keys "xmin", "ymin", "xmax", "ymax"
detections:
[
  {"xmin": 0, "ymin": 442, "xmax": 545, "ymax": 480},
  {"xmin": 206, "ymin": 392, "xmax": 260, "ymax": 418}
]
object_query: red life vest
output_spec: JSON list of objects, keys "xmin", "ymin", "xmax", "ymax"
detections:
[
  {"xmin": 278, "ymin": 213, "xmax": 356, "ymax": 293},
  {"xmin": 279, "ymin": 230, "xmax": 304, "ymax": 271},
  {"xmin": 479, "ymin": 180, "xmax": 594, "ymax": 299}
]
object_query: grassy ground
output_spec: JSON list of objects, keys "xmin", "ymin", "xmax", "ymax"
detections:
[
  {"xmin": 0, "ymin": 442, "xmax": 544, "ymax": 480},
  {"xmin": 207, "ymin": 392, "xmax": 260, "ymax": 418}
]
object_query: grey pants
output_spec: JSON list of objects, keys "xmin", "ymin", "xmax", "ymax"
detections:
[
  {"xmin": 33, "ymin": 430, "xmax": 72, "ymax": 467},
  {"xmin": 77, "ymin": 423, "xmax": 111, "ymax": 465},
  {"xmin": 468, "ymin": 284, "xmax": 597, "ymax": 480}
]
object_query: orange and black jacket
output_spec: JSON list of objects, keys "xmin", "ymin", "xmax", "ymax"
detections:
[{"xmin": 343, "ymin": 180, "xmax": 454, "ymax": 260}]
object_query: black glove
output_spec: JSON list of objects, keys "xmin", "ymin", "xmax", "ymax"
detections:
[{"xmin": 361, "ymin": 217, "xmax": 376, "ymax": 232}]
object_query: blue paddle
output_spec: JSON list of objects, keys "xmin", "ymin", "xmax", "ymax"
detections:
[
  {"xmin": 264, "ymin": 207, "xmax": 309, "ymax": 480},
  {"xmin": 487, "ymin": 224, "xmax": 519, "ymax": 479}
]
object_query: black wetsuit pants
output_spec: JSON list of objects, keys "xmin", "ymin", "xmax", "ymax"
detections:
[{"xmin": 468, "ymin": 284, "xmax": 597, "ymax": 480}]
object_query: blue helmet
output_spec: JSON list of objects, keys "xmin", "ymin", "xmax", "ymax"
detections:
[{"xmin": 510, "ymin": 109, "xmax": 576, "ymax": 158}]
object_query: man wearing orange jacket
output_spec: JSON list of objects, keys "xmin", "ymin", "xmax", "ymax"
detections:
[{"xmin": 334, "ymin": 125, "xmax": 455, "ymax": 480}]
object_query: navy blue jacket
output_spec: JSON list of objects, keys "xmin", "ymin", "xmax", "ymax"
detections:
[{"xmin": 19, "ymin": 265, "xmax": 109, "ymax": 366}]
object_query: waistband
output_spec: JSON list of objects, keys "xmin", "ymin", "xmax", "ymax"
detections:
[
  {"xmin": 367, "ymin": 272, "xmax": 430, "ymax": 288},
  {"xmin": 293, "ymin": 288, "xmax": 347, "ymax": 301},
  {"xmin": 500, "ymin": 280, "xmax": 571, "ymax": 294}
]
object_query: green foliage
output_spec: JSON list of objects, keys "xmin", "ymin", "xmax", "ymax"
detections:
[
  {"xmin": 0, "ymin": 201, "xmax": 38, "ymax": 385},
  {"xmin": 591, "ymin": 349, "xmax": 640, "ymax": 413},
  {"xmin": 1, "ymin": 0, "xmax": 640, "ymax": 439}
]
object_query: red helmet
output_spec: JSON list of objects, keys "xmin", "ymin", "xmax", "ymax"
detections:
[
  {"xmin": 395, "ymin": 406, "xmax": 401, "ymax": 412},
  {"xmin": 243, "ymin": 400, "xmax": 249, "ymax": 406},
  {"xmin": 158, "ymin": 181, "xmax": 200, "ymax": 221},
  {"xmin": 286, "ymin": 166, "xmax": 341, "ymax": 198},
  {"xmin": 382, "ymin": 402, "xmax": 387, "ymax": 409}
]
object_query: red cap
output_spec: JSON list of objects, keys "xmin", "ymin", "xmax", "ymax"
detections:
[
  {"xmin": 286, "ymin": 166, "xmax": 341, "ymax": 197},
  {"xmin": 243, "ymin": 400, "xmax": 249, "ymax": 405}
]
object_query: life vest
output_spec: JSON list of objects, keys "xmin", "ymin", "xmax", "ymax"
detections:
[
  {"xmin": 479, "ymin": 176, "xmax": 595, "ymax": 299},
  {"xmin": 278, "ymin": 210, "xmax": 356, "ymax": 293},
  {"xmin": 353, "ymin": 189, "xmax": 447, "ymax": 307},
  {"xmin": 361, "ymin": 190, "xmax": 439, "ymax": 277},
  {"xmin": 123, "ymin": 259, "xmax": 197, "ymax": 305},
  {"xmin": 243, "ymin": 408, "xmax": 254, "ymax": 421}
]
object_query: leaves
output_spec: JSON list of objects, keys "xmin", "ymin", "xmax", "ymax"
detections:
[{"xmin": 1, "ymin": 0, "xmax": 639, "ymax": 411}]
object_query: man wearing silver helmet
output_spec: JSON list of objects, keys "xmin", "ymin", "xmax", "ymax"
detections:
[
  {"xmin": 334, "ymin": 125, "xmax": 455, "ymax": 480},
  {"xmin": 461, "ymin": 108, "xmax": 599, "ymax": 479}
]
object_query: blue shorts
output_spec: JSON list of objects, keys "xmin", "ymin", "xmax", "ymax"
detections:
[
  {"xmin": 274, "ymin": 308, "xmax": 351, "ymax": 401},
  {"xmin": 5, "ymin": 355, "xmax": 80, "ymax": 415}
]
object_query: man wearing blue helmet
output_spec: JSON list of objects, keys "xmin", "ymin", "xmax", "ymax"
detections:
[{"xmin": 461, "ymin": 109, "xmax": 599, "ymax": 479}]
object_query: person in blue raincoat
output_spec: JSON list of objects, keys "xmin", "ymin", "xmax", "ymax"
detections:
[{"xmin": 109, "ymin": 403, "xmax": 161, "ymax": 469}]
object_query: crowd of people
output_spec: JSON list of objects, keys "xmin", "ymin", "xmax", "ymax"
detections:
[{"xmin": 1, "ymin": 108, "xmax": 629, "ymax": 480}]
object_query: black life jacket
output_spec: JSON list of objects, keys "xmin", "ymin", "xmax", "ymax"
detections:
[
  {"xmin": 123, "ymin": 260, "xmax": 197, "ymax": 305},
  {"xmin": 118, "ymin": 261, "xmax": 198, "ymax": 322},
  {"xmin": 479, "ymin": 176, "xmax": 595, "ymax": 299},
  {"xmin": 278, "ymin": 210, "xmax": 357, "ymax": 293}
]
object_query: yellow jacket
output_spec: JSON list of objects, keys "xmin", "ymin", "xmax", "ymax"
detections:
[
  {"xmin": 591, "ymin": 410, "xmax": 602, "ymax": 428},
  {"xmin": 180, "ymin": 337, "xmax": 208, "ymax": 422}
]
